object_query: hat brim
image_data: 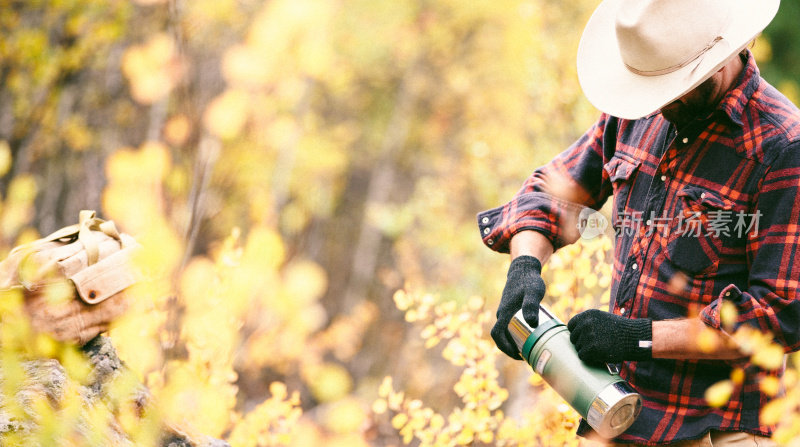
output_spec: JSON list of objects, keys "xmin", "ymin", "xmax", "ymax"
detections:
[{"xmin": 577, "ymin": 0, "xmax": 780, "ymax": 120}]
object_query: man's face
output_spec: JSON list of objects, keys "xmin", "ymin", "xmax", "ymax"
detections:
[{"xmin": 659, "ymin": 72, "xmax": 723, "ymax": 128}]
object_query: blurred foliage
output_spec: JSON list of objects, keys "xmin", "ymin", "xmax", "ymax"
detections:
[
  {"xmin": 374, "ymin": 238, "xmax": 612, "ymax": 447},
  {"xmin": 757, "ymin": 1, "xmax": 800, "ymax": 105},
  {"xmin": 0, "ymin": 0, "xmax": 799, "ymax": 446}
]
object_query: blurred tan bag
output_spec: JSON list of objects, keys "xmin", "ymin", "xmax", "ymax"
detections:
[{"xmin": 0, "ymin": 210, "xmax": 140, "ymax": 344}]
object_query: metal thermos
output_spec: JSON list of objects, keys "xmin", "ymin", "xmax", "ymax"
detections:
[{"xmin": 508, "ymin": 305, "xmax": 642, "ymax": 439}]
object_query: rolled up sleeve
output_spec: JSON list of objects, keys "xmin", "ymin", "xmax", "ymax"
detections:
[{"xmin": 477, "ymin": 113, "xmax": 615, "ymax": 253}]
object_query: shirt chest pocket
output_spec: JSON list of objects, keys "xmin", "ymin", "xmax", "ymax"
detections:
[
  {"xmin": 603, "ymin": 154, "xmax": 641, "ymax": 233},
  {"xmin": 662, "ymin": 186, "xmax": 748, "ymax": 278}
]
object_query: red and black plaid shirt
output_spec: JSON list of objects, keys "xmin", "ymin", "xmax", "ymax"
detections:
[{"xmin": 478, "ymin": 51, "xmax": 800, "ymax": 444}]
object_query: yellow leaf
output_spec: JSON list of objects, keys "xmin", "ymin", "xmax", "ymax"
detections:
[
  {"xmin": 7, "ymin": 174, "xmax": 37, "ymax": 204},
  {"xmin": 269, "ymin": 381, "xmax": 288, "ymax": 400},
  {"xmin": 720, "ymin": 301, "xmax": 738, "ymax": 332},
  {"xmin": 697, "ymin": 328, "xmax": 718, "ymax": 353},
  {"xmin": 772, "ymin": 427, "xmax": 794, "ymax": 445},
  {"xmin": 304, "ymin": 363, "xmax": 352, "ymax": 403},
  {"xmin": 730, "ymin": 368, "xmax": 745, "ymax": 385},
  {"xmin": 179, "ymin": 258, "xmax": 215, "ymax": 309},
  {"xmin": 121, "ymin": 34, "xmax": 182, "ymax": 104},
  {"xmin": 378, "ymin": 376, "xmax": 393, "ymax": 398},
  {"xmin": 393, "ymin": 290, "xmax": 412, "ymax": 311},
  {"xmin": 456, "ymin": 428, "xmax": 474, "ymax": 444},
  {"xmin": 391, "ymin": 413, "xmax": 408, "ymax": 430},
  {"xmin": 467, "ymin": 296, "xmax": 484, "ymax": 311},
  {"xmin": 752, "ymin": 343, "xmax": 785, "ymax": 371},
  {"xmin": 323, "ymin": 398, "xmax": 366, "ymax": 434},
  {"xmin": 242, "ymin": 227, "xmax": 285, "ymax": 270},
  {"xmin": 33, "ymin": 334, "xmax": 58, "ymax": 358},
  {"xmin": 760, "ymin": 398, "xmax": 785, "ymax": 425},
  {"xmin": 203, "ymin": 89, "xmax": 249, "ymax": 139},
  {"xmin": 62, "ymin": 116, "xmax": 93, "ymax": 151},
  {"xmin": 704, "ymin": 380, "xmax": 733, "ymax": 408},
  {"xmin": 43, "ymin": 280, "xmax": 74, "ymax": 306},
  {"xmin": 759, "ymin": 376, "xmax": 781, "ymax": 397},
  {"xmin": 163, "ymin": 115, "xmax": 191, "ymax": 146},
  {"xmin": 388, "ymin": 390, "xmax": 404, "ymax": 409},
  {"xmin": 284, "ymin": 260, "xmax": 327, "ymax": 305},
  {"xmin": 424, "ymin": 336, "xmax": 441, "ymax": 349},
  {"xmin": 372, "ymin": 399, "xmax": 388, "ymax": 415},
  {"xmin": 666, "ymin": 271, "xmax": 689, "ymax": 295},
  {"xmin": 222, "ymin": 44, "xmax": 272, "ymax": 86}
]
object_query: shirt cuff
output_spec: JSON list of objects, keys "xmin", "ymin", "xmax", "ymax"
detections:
[
  {"xmin": 699, "ymin": 284, "xmax": 745, "ymax": 333},
  {"xmin": 700, "ymin": 284, "xmax": 758, "ymax": 368},
  {"xmin": 477, "ymin": 192, "xmax": 584, "ymax": 253}
]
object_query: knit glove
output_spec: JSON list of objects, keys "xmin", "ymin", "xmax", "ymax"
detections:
[
  {"xmin": 491, "ymin": 256, "xmax": 546, "ymax": 360},
  {"xmin": 567, "ymin": 309, "xmax": 652, "ymax": 365}
]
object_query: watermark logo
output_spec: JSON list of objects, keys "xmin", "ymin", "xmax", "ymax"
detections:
[
  {"xmin": 577, "ymin": 208, "xmax": 609, "ymax": 240},
  {"xmin": 613, "ymin": 210, "xmax": 761, "ymax": 238}
]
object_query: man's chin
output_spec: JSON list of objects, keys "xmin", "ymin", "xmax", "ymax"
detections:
[{"xmin": 660, "ymin": 108, "xmax": 688, "ymax": 127}]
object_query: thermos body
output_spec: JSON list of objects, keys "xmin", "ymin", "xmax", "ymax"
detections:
[{"xmin": 508, "ymin": 307, "xmax": 642, "ymax": 439}]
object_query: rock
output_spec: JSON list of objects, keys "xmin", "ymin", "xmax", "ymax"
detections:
[{"xmin": 0, "ymin": 336, "xmax": 231, "ymax": 447}]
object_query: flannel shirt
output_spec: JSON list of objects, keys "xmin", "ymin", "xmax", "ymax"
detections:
[{"xmin": 478, "ymin": 51, "xmax": 800, "ymax": 444}]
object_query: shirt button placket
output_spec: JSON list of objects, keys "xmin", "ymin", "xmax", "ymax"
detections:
[{"xmin": 617, "ymin": 257, "xmax": 640, "ymax": 311}]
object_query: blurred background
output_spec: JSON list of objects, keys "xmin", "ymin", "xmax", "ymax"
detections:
[{"xmin": 1, "ymin": 0, "xmax": 798, "ymax": 445}]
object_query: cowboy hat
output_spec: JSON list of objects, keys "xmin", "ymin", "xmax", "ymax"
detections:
[{"xmin": 577, "ymin": 0, "xmax": 780, "ymax": 120}]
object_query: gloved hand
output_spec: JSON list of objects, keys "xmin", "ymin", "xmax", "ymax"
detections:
[
  {"xmin": 567, "ymin": 309, "xmax": 652, "ymax": 365},
  {"xmin": 491, "ymin": 255, "xmax": 546, "ymax": 360}
]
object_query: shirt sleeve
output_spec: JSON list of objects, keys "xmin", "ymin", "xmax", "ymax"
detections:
[
  {"xmin": 476, "ymin": 114, "xmax": 617, "ymax": 253},
  {"xmin": 700, "ymin": 141, "xmax": 800, "ymax": 352}
]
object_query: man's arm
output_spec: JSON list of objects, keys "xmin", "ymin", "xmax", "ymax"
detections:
[
  {"xmin": 505, "ymin": 233, "xmax": 744, "ymax": 363},
  {"xmin": 568, "ymin": 312, "xmax": 747, "ymax": 364},
  {"xmin": 482, "ymin": 114, "xmax": 614, "ymax": 359},
  {"xmin": 489, "ymin": 231, "xmax": 555, "ymax": 359},
  {"xmin": 510, "ymin": 230, "xmax": 554, "ymax": 264},
  {"xmin": 652, "ymin": 318, "xmax": 745, "ymax": 360},
  {"xmin": 478, "ymin": 114, "xmax": 615, "ymax": 255},
  {"xmin": 509, "ymin": 232, "xmax": 744, "ymax": 361}
]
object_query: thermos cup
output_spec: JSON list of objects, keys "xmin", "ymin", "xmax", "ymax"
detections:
[{"xmin": 508, "ymin": 305, "xmax": 642, "ymax": 439}]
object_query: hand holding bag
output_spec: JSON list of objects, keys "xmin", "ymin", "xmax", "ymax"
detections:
[{"xmin": 0, "ymin": 210, "xmax": 140, "ymax": 345}]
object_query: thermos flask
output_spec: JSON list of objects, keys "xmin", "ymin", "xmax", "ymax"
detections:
[{"xmin": 508, "ymin": 305, "xmax": 642, "ymax": 439}]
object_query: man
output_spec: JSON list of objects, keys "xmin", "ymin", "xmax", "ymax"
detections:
[{"xmin": 478, "ymin": 0, "xmax": 800, "ymax": 445}]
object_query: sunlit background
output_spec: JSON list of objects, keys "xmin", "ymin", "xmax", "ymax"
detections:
[{"xmin": 1, "ymin": 0, "xmax": 799, "ymax": 445}]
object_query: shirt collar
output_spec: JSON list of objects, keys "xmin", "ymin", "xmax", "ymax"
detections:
[
  {"xmin": 715, "ymin": 49, "xmax": 761, "ymax": 127},
  {"xmin": 639, "ymin": 50, "xmax": 761, "ymax": 126}
]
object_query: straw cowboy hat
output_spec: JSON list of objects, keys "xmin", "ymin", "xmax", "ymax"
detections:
[{"xmin": 577, "ymin": 0, "xmax": 780, "ymax": 120}]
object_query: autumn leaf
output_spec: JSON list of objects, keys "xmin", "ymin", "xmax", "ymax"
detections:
[{"xmin": 705, "ymin": 380, "xmax": 734, "ymax": 408}]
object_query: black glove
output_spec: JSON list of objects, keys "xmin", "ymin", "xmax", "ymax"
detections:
[
  {"xmin": 491, "ymin": 255, "xmax": 546, "ymax": 360},
  {"xmin": 567, "ymin": 309, "xmax": 653, "ymax": 365}
]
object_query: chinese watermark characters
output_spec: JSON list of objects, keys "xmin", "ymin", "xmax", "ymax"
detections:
[{"xmin": 577, "ymin": 208, "xmax": 762, "ymax": 240}]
